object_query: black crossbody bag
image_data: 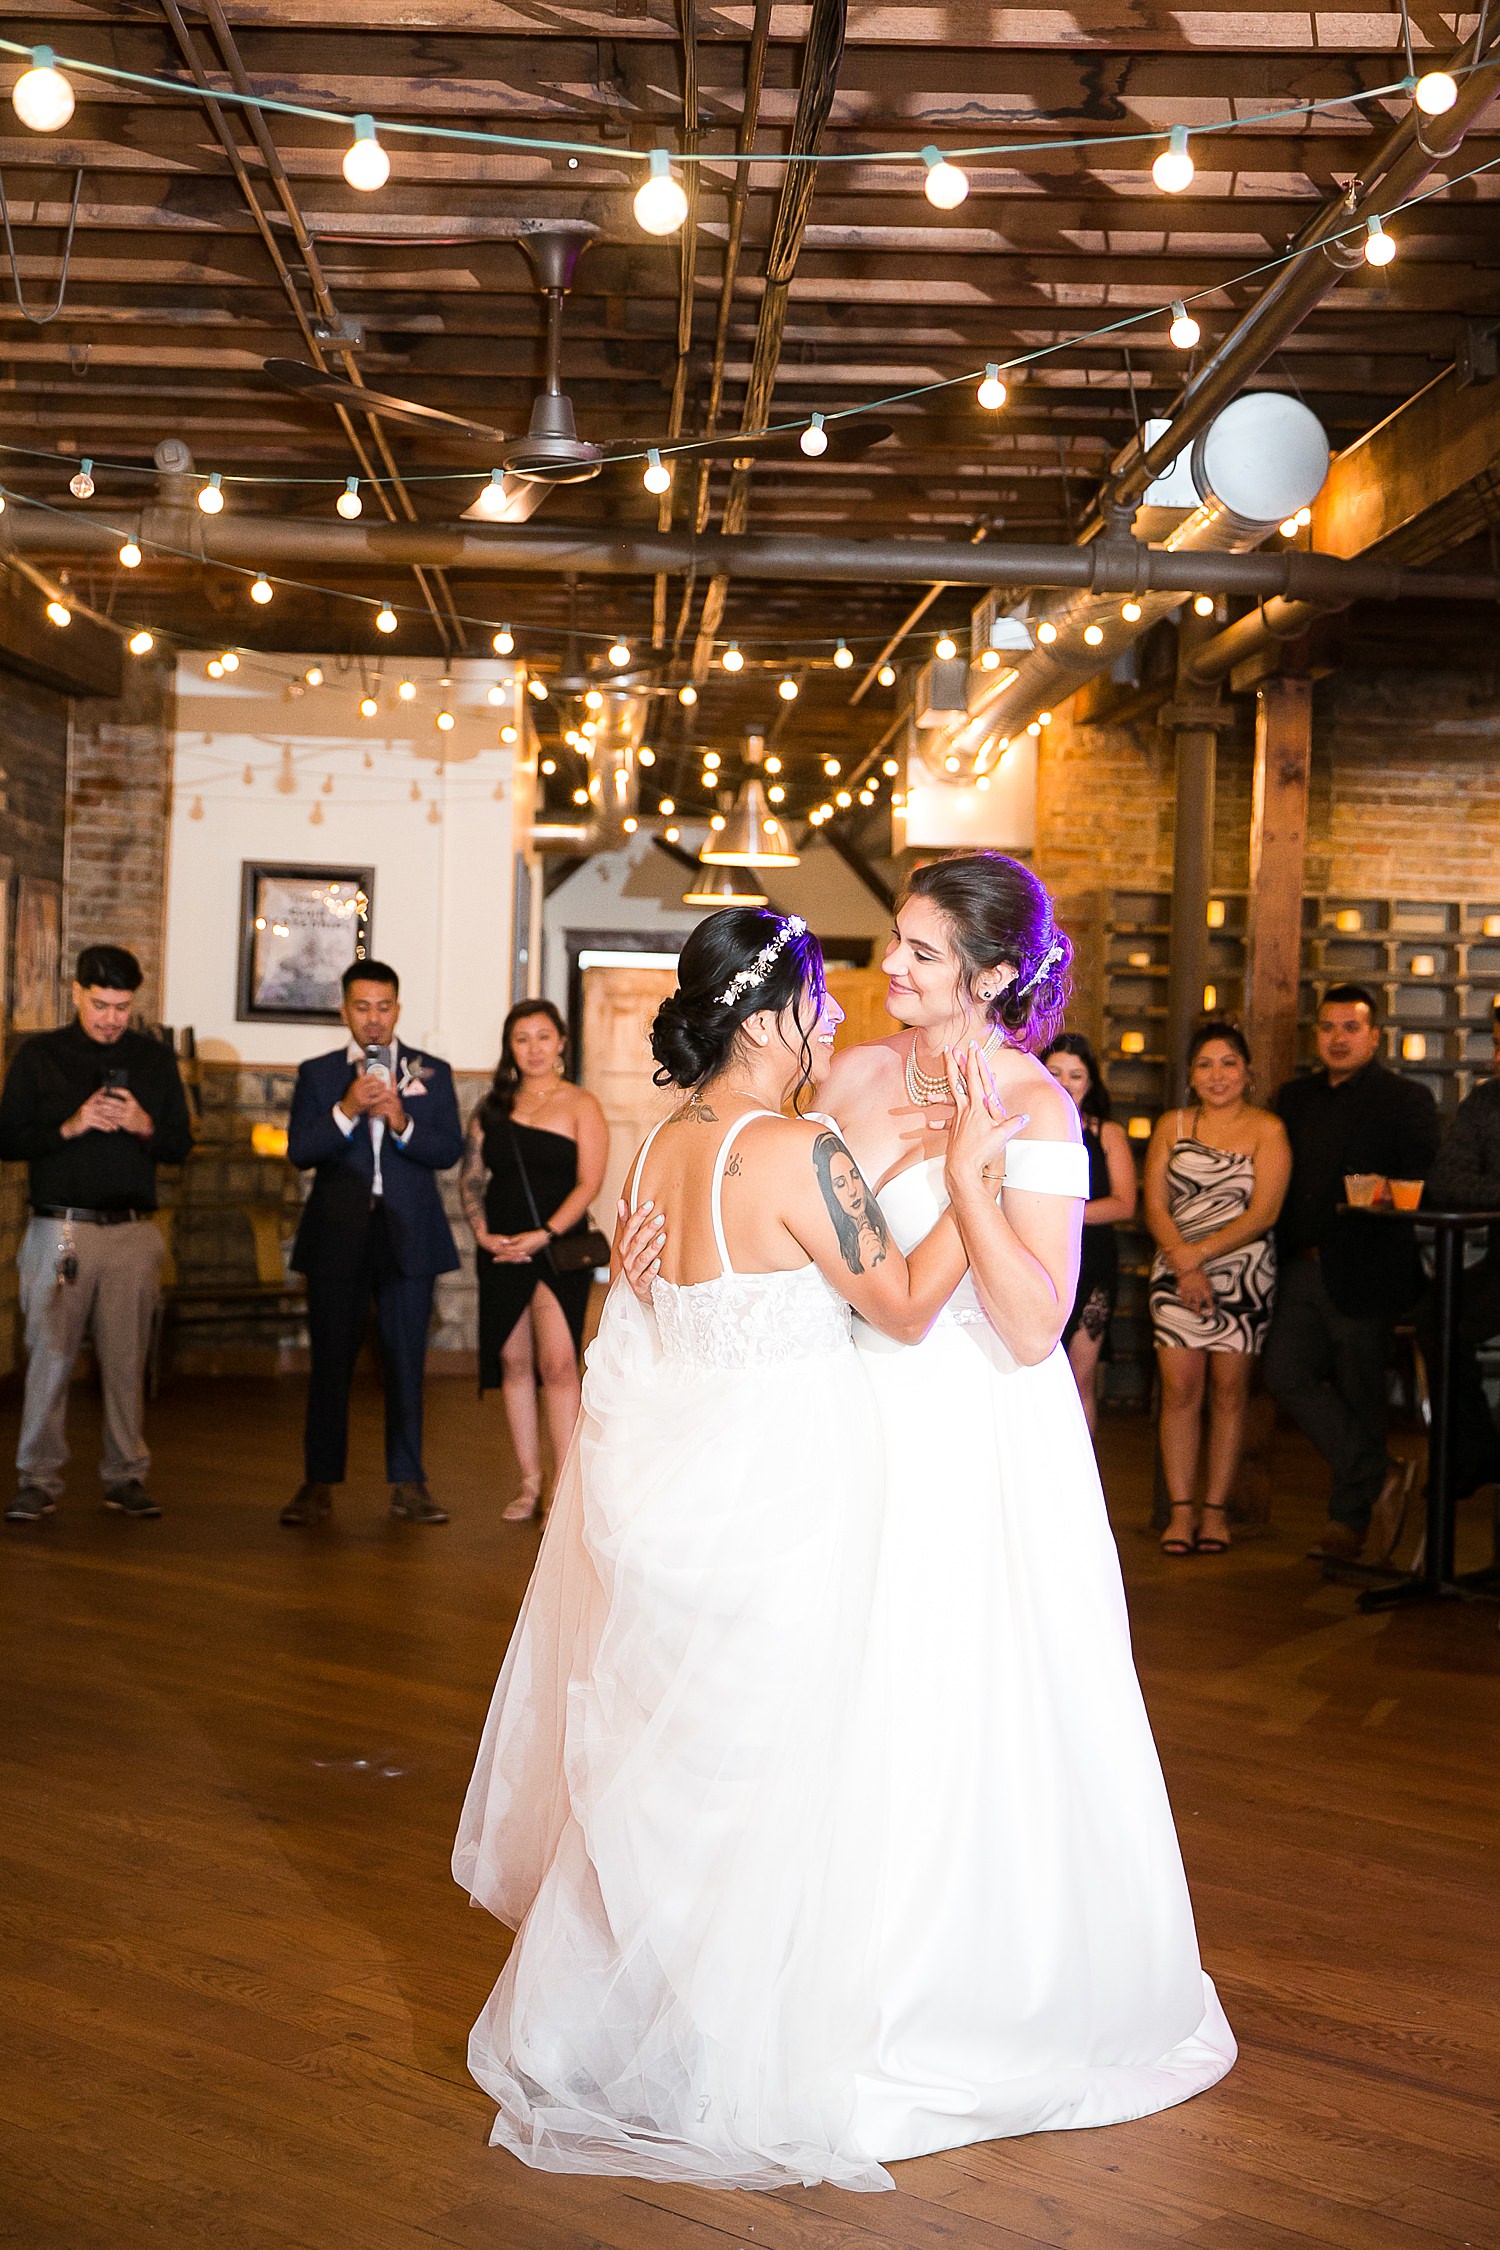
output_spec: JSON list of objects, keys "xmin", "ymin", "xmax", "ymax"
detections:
[{"xmin": 504, "ymin": 1119, "xmax": 611, "ymax": 1276}]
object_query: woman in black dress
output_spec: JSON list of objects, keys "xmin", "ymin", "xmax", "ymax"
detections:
[
  {"xmin": 1041, "ymin": 1033, "xmax": 1138, "ymax": 1436},
  {"xmin": 461, "ymin": 1001, "xmax": 609, "ymax": 1519}
]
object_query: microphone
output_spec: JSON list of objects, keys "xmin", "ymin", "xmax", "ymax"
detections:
[{"xmin": 362, "ymin": 1041, "xmax": 392, "ymax": 1087}]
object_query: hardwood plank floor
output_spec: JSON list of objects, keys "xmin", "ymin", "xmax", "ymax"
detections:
[{"xmin": 1, "ymin": 1372, "xmax": 1497, "ymax": 2249}]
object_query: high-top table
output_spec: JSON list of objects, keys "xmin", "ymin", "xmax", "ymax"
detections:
[{"xmin": 1339, "ymin": 1204, "xmax": 1500, "ymax": 1612}]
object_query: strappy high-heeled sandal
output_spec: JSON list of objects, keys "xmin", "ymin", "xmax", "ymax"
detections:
[
  {"xmin": 502, "ymin": 1473, "xmax": 543, "ymax": 1522},
  {"xmin": 1160, "ymin": 1502, "xmax": 1196, "ymax": 1556},
  {"xmin": 1194, "ymin": 1502, "xmax": 1231, "ymax": 1555}
]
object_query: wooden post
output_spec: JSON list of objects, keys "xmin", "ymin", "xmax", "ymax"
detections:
[{"xmin": 1246, "ymin": 675, "xmax": 1313, "ymax": 1100}]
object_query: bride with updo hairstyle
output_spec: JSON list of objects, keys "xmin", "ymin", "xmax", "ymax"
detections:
[
  {"xmin": 625, "ymin": 853, "xmax": 1236, "ymax": 2165},
  {"xmin": 454, "ymin": 905, "xmax": 1024, "ymax": 2190}
]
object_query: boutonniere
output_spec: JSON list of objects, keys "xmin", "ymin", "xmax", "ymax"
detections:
[{"xmin": 398, "ymin": 1056, "xmax": 434, "ymax": 1097}]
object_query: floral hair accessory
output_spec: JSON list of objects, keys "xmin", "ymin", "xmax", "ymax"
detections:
[
  {"xmin": 1018, "ymin": 935, "xmax": 1065, "ymax": 994},
  {"xmin": 716, "ymin": 915, "xmax": 808, "ymax": 1008}
]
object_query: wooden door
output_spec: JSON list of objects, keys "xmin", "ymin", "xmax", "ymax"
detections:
[
  {"xmin": 581, "ymin": 964, "xmax": 679, "ymax": 1231},
  {"xmin": 826, "ymin": 967, "xmax": 895, "ymax": 1052}
]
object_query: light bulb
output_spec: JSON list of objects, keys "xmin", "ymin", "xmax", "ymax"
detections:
[
  {"xmin": 721, "ymin": 644, "xmax": 744, "ymax": 672},
  {"xmin": 977, "ymin": 365, "xmax": 1007, "ymax": 410},
  {"xmin": 1295, "ymin": 506, "xmax": 1312, "ymax": 528},
  {"xmin": 658, "ymin": 795, "xmax": 675, "ymax": 814},
  {"xmin": 1169, "ymin": 301, "xmax": 1201, "ymax": 349},
  {"xmin": 634, "ymin": 149, "xmax": 689, "ymax": 236},
  {"xmin": 678, "ymin": 683, "xmax": 697, "ymax": 706},
  {"xmin": 342, "ymin": 114, "xmax": 390, "ymax": 192},
  {"xmin": 824, "ymin": 758, "xmax": 841, "ymax": 776},
  {"xmin": 1116, "ymin": 599, "xmax": 1142, "ymax": 624},
  {"xmin": 360, "ymin": 694, "xmax": 378, "ymax": 717},
  {"xmin": 207, "ymin": 659, "xmax": 224, "ymax": 678},
  {"xmin": 12, "ymin": 49, "xmax": 74, "ymax": 133},
  {"xmin": 859, "ymin": 790, "xmax": 875, "ymax": 806},
  {"xmin": 1152, "ymin": 125, "xmax": 1194, "ymax": 194},
  {"xmin": 878, "ymin": 663, "xmax": 896, "ymax": 686},
  {"xmin": 398, "ymin": 678, "xmax": 416, "ymax": 701},
  {"xmin": 584, "ymin": 688, "xmax": 604, "ymax": 710},
  {"xmin": 935, "ymin": 634, "xmax": 958, "ymax": 660},
  {"xmin": 639, "ymin": 747, "xmax": 656, "ymax": 766},
  {"xmin": 703, "ymin": 752, "xmax": 721, "ymax": 770},
  {"xmin": 1083, "ymin": 623, "xmax": 1105, "ymax": 646},
  {"xmin": 69, "ymin": 459, "xmax": 94, "ymax": 499},
  {"xmin": 765, "ymin": 756, "xmax": 781, "ymax": 773},
  {"xmin": 572, "ymin": 788, "xmax": 590, "ymax": 806},
  {"xmin": 710, "ymin": 814, "xmax": 726, "ymax": 833},
  {"xmin": 1364, "ymin": 215, "xmax": 1396, "ymax": 266},
  {"xmin": 580, "ymin": 720, "xmax": 598, "ymax": 738},
  {"xmin": 1193, "ymin": 593, "xmax": 1216, "ymax": 618},
  {"xmin": 197, "ymin": 474, "xmax": 224, "ymax": 515},
  {"xmin": 500, "ymin": 724, "xmax": 518, "ymax": 743},
  {"xmin": 1414, "ymin": 69, "xmax": 1458, "ymax": 116},
  {"xmin": 220, "ymin": 650, "xmax": 239, "ymax": 671},
  {"xmin": 128, "ymin": 629, "xmax": 154, "ymax": 655},
  {"xmin": 768, "ymin": 785, "xmax": 786, "ymax": 803},
  {"xmin": 304, "ymin": 665, "xmax": 323, "ymax": 687},
  {"xmin": 375, "ymin": 606, "xmax": 397, "ymax": 633},
  {"xmin": 1280, "ymin": 516, "xmax": 1299, "ymax": 539},
  {"xmin": 922, "ymin": 145, "xmax": 969, "ymax": 209},
  {"xmin": 540, "ymin": 758, "xmax": 556, "ymax": 775},
  {"xmin": 1026, "ymin": 721, "xmax": 1041, "ymax": 738},
  {"xmin": 250, "ymin": 577, "xmax": 273, "ymax": 604},
  {"xmin": 0, "ymin": 491, "xmax": 7, "ymax": 516},
  {"xmin": 336, "ymin": 476, "xmax": 363, "ymax": 519},
  {"xmin": 436, "ymin": 710, "xmax": 455, "ymax": 731},
  {"xmin": 664, "ymin": 824, "xmax": 680, "ymax": 842},
  {"xmin": 778, "ymin": 677, "xmax": 798, "ymax": 700},
  {"xmin": 44, "ymin": 599, "xmax": 70, "ymax": 630},
  {"xmin": 979, "ymin": 647, "xmax": 1000, "ymax": 670},
  {"xmin": 623, "ymin": 816, "xmax": 638, "ymax": 834},
  {"xmin": 609, "ymin": 640, "xmax": 631, "ymax": 667},
  {"xmin": 800, "ymin": 414, "xmax": 829, "ymax": 457},
  {"xmin": 118, "ymin": 540, "xmax": 142, "ymax": 570},
  {"xmin": 528, "ymin": 677, "xmax": 547, "ymax": 700},
  {"xmin": 1037, "ymin": 711, "xmax": 1053, "ymax": 725},
  {"xmin": 836, "ymin": 790, "xmax": 852, "ymax": 806},
  {"xmin": 643, "ymin": 447, "xmax": 671, "ymax": 494},
  {"xmin": 882, "ymin": 758, "xmax": 899, "ymax": 776},
  {"xmin": 470, "ymin": 470, "xmax": 508, "ymax": 519},
  {"xmin": 1036, "ymin": 621, "xmax": 1058, "ymax": 645},
  {"xmin": 834, "ymin": 640, "xmax": 853, "ymax": 669},
  {"xmin": 492, "ymin": 624, "xmax": 514, "ymax": 655}
]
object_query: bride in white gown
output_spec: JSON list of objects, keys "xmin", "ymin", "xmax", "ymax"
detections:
[{"xmin": 453, "ymin": 906, "xmax": 1013, "ymax": 2191}]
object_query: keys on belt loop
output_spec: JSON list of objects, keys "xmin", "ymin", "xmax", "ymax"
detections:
[{"xmin": 55, "ymin": 1218, "xmax": 78, "ymax": 1287}]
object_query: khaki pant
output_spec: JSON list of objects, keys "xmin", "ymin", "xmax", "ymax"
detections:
[{"xmin": 16, "ymin": 1217, "xmax": 165, "ymax": 1498}]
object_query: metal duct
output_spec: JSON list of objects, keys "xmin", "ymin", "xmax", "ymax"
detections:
[{"xmin": 532, "ymin": 686, "xmax": 648, "ymax": 852}]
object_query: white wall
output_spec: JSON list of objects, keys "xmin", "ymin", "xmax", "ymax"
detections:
[{"xmin": 164, "ymin": 653, "xmax": 520, "ymax": 1068}]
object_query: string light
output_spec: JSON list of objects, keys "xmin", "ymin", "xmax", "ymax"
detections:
[
  {"xmin": 643, "ymin": 448, "xmax": 671, "ymax": 494},
  {"xmin": 1038, "ymin": 710, "xmax": 1053, "ymax": 724},
  {"xmin": 765, "ymin": 756, "xmax": 781, "ymax": 773},
  {"xmin": 922, "ymin": 146, "xmax": 969, "ymax": 209},
  {"xmin": 584, "ymin": 688, "xmax": 604, "ymax": 710},
  {"xmin": 658, "ymin": 796, "xmax": 675, "ymax": 814},
  {"xmin": 1083, "ymin": 623, "xmax": 1104, "ymax": 646},
  {"xmin": 710, "ymin": 813, "xmax": 727, "ymax": 833},
  {"xmin": 493, "ymin": 625, "xmax": 514, "ymax": 655},
  {"xmin": 470, "ymin": 470, "xmax": 508, "ymax": 519},
  {"xmin": 638, "ymin": 747, "xmax": 656, "ymax": 766},
  {"xmin": 634, "ymin": 149, "xmax": 689, "ymax": 236},
  {"xmin": 608, "ymin": 640, "xmax": 631, "ymax": 667},
  {"xmin": 1121, "ymin": 598, "xmax": 1143, "ymax": 622},
  {"xmin": 800, "ymin": 414, "xmax": 829, "ymax": 458},
  {"xmin": 703, "ymin": 752, "xmax": 721, "ymax": 770},
  {"xmin": 977, "ymin": 365, "xmax": 1007, "ymax": 410},
  {"xmin": 721, "ymin": 644, "xmax": 744, "ymax": 672},
  {"xmin": 678, "ymin": 683, "xmax": 697, "ymax": 705},
  {"xmin": 1414, "ymin": 69, "xmax": 1458, "ymax": 115},
  {"xmin": 824, "ymin": 758, "xmax": 842, "ymax": 776},
  {"xmin": 342, "ymin": 114, "xmax": 390, "ymax": 192},
  {"xmin": 336, "ymin": 476, "xmax": 363, "ymax": 519},
  {"xmin": 12, "ymin": 48, "xmax": 74, "ymax": 132},
  {"xmin": 500, "ymin": 723, "xmax": 518, "ymax": 743},
  {"xmin": 69, "ymin": 459, "xmax": 94, "ymax": 499},
  {"xmin": 304, "ymin": 665, "xmax": 323, "ymax": 687},
  {"xmin": 128, "ymin": 628, "xmax": 154, "ymax": 654},
  {"xmin": 436, "ymin": 709, "xmax": 455, "ymax": 731},
  {"xmin": 197, "ymin": 473, "xmax": 224, "ymax": 515},
  {"xmin": 1280, "ymin": 515, "xmax": 1299, "ymax": 539},
  {"xmin": 1026, "ymin": 720, "xmax": 1041, "ymax": 737},
  {"xmin": 664, "ymin": 824, "xmax": 680, "ymax": 842},
  {"xmin": 769, "ymin": 785, "xmax": 786, "ymax": 803},
  {"xmin": 118, "ymin": 539, "xmax": 141, "ymax": 569},
  {"xmin": 481, "ymin": 683, "xmax": 503, "ymax": 707},
  {"xmin": 360, "ymin": 694, "xmax": 379, "ymax": 717},
  {"xmin": 877, "ymin": 663, "xmax": 896, "ymax": 686},
  {"xmin": 1364, "ymin": 214, "xmax": 1397, "ymax": 266},
  {"xmin": 1036, "ymin": 621, "xmax": 1058, "ymax": 645},
  {"xmin": 398, "ymin": 678, "xmax": 417, "ymax": 700},
  {"xmin": 528, "ymin": 677, "xmax": 548, "ymax": 700},
  {"xmin": 375, "ymin": 606, "xmax": 397, "ymax": 633},
  {"xmin": 833, "ymin": 640, "xmax": 853, "ymax": 669},
  {"xmin": 1169, "ymin": 301, "xmax": 1201, "ymax": 348},
  {"xmin": 1152, "ymin": 125, "xmax": 1194, "ymax": 193},
  {"xmin": 778, "ymin": 677, "xmax": 799, "ymax": 700},
  {"xmin": 0, "ymin": 490, "xmax": 6, "ymax": 516},
  {"xmin": 1193, "ymin": 594, "xmax": 1216, "ymax": 617},
  {"xmin": 540, "ymin": 757, "xmax": 556, "ymax": 774},
  {"xmin": 935, "ymin": 634, "xmax": 958, "ymax": 660},
  {"xmin": 207, "ymin": 658, "xmax": 223, "ymax": 677},
  {"xmin": 45, "ymin": 598, "xmax": 70, "ymax": 627},
  {"xmin": 882, "ymin": 758, "xmax": 899, "ymax": 776},
  {"xmin": 250, "ymin": 576, "xmax": 273, "ymax": 604},
  {"xmin": 1296, "ymin": 505, "xmax": 1312, "ymax": 528},
  {"xmin": 623, "ymin": 816, "xmax": 638, "ymax": 834},
  {"xmin": 219, "ymin": 650, "xmax": 239, "ymax": 671},
  {"xmin": 836, "ymin": 790, "xmax": 852, "ymax": 807}
]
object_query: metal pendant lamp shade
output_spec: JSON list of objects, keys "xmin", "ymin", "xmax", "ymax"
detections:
[
  {"xmin": 698, "ymin": 776, "xmax": 799, "ymax": 867},
  {"xmin": 681, "ymin": 861, "xmax": 770, "ymax": 909}
]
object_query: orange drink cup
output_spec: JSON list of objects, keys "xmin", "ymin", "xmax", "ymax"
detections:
[{"xmin": 1390, "ymin": 1179, "xmax": 1424, "ymax": 1212}]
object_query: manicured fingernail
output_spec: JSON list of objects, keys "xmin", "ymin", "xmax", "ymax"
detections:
[{"xmin": 642, "ymin": 1199, "xmax": 654, "ymax": 1211}]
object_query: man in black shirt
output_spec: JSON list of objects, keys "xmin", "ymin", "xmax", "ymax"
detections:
[
  {"xmin": 0, "ymin": 944, "xmax": 192, "ymax": 1523},
  {"xmin": 1263, "ymin": 984, "xmax": 1440, "ymax": 1565},
  {"xmin": 1416, "ymin": 1067, "xmax": 1500, "ymax": 1500}
]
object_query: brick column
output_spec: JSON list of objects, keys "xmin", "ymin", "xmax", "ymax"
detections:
[{"xmin": 64, "ymin": 657, "xmax": 175, "ymax": 1017}]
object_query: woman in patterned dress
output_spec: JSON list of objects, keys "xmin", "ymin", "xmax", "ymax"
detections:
[{"xmin": 1144, "ymin": 1023, "xmax": 1291, "ymax": 1556}]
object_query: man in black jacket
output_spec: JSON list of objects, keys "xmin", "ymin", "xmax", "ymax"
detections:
[
  {"xmin": 1416, "ymin": 1068, "xmax": 1500, "ymax": 1501},
  {"xmin": 1264, "ymin": 984, "xmax": 1440, "ymax": 1564},
  {"xmin": 0, "ymin": 944, "xmax": 193, "ymax": 1523}
]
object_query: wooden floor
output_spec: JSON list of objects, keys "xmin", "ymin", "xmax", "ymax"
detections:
[{"xmin": 2, "ymin": 1372, "xmax": 1498, "ymax": 2250}]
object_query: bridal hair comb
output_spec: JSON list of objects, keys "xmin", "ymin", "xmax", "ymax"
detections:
[
  {"xmin": 1018, "ymin": 936, "xmax": 1065, "ymax": 995},
  {"xmin": 716, "ymin": 914, "xmax": 808, "ymax": 1007}
]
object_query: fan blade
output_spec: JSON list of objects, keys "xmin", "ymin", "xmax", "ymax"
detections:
[
  {"xmin": 461, "ymin": 473, "xmax": 552, "ymax": 526},
  {"xmin": 262, "ymin": 359, "xmax": 508, "ymax": 448},
  {"xmin": 616, "ymin": 419, "xmax": 894, "ymax": 466}
]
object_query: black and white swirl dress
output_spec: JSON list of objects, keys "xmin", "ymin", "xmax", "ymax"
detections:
[{"xmin": 1149, "ymin": 1115, "xmax": 1276, "ymax": 1354}]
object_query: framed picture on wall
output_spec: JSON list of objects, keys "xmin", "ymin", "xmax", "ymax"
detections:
[
  {"xmin": 236, "ymin": 863, "xmax": 374, "ymax": 1024},
  {"xmin": 13, "ymin": 876, "xmax": 61, "ymax": 1032}
]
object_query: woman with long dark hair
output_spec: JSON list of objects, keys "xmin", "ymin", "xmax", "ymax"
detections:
[
  {"xmin": 459, "ymin": 1000, "xmax": 608, "ymax": 1520},
  {"xmin": 1041, "ymin": 1031, "xmax": 1138, "ymax": 1432}
]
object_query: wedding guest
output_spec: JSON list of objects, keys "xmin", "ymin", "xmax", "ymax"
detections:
[
  {"xmin": 460, "ymin": 1000, "xmax": 608, "ymax": 1521},
  {"xmin": 1263, "ymin": 984, "xmax": 1439, "ymax": 1565},
  {"xmin": 0, "ymin": 944, "xmax": 192, "ymax": 1524},
  {"xmin": 1415, "ymin": 1072, "xmax": 1500, "ymax": 1502},
  {"xmin": 1145, "ymin": 1023, "xmax": 1290, "ymax": 1556},
  {"xmin": 1041, "ymin": 1032, "xmax": 1136, "ymax": 1433},
  {"xmin": 280, "ymin": 961, "xmax": 463, "ymax": 1529}
]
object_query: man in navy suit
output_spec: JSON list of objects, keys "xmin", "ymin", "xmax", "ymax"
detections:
[{"xmin": 281, "ymin": 960, "xmax": 463, "ymax": 1527}]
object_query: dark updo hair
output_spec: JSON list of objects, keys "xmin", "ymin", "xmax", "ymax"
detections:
[
  {"xmin": 1040, "ymin": 1030, "xmax": 1111, "ymax": 1123},
  {"xmin": 482, "ymin": 999, "xmax": 569, "ymax": 1121},
  {"xmin": 903, "ymin": 852, "xmax": 1072, "ymax": 1051},
  {"xmin": 1188, "ymin": 1019, "xmax": 1252, "ymax": 1070},
  {"xmin": 650, "ymin": 909, "xmax": 827, "ymax": 1107}
]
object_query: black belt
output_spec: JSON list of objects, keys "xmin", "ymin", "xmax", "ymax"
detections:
[{"xmin": 32, "ymin": 1204, "xmax": 149, "ymax": 1226}]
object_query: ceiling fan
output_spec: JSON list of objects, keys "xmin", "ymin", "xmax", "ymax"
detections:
[{"xmin": 264, "ymin": 220, "xmax": 893, "ymax": 524}]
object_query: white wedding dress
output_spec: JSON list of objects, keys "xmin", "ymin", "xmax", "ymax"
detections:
[
  {"xmin": 847, "ymin": 1146, "xmax": 1236, "ymax": 2157},
  {"xmin": 453, "ymin": 1112, "xmax": 894, "ymax": 2191}
]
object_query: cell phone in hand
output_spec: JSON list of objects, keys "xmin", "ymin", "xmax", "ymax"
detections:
[{"xmin": 102, "ymin": 1067, "xmax": 129, "ymax": 1097}]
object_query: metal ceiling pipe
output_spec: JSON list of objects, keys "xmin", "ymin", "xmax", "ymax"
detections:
[
  {"xmin": 7, "ymin": 506, "xmax": 1500, "ymax": 604},
  {"xmin": 1110, "ymin": 21, "xmax": 1500, "ymax": 509},
  {"xmin": 1185, "ymin": 595, "xmax": 1336, "ymax": 685}
]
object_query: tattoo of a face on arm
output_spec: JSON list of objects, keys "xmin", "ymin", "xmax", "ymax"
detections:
[{"xmin": 812, "ymin": 1130, "xmax": 891, "ymax": 1274}]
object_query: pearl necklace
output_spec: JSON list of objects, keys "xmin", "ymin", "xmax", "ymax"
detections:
[{"xmin": 904, "ymin": 1029, "xmax": 1000, "ymax": 1107}]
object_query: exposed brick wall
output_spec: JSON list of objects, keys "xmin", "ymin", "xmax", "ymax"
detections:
[{"xmin": 64, "ymin": 656, "xmax": 175, "ymax": 1019}]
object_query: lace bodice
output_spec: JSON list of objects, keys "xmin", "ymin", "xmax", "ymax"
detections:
[{"xmin": 652, "ymin": 1263, "xmax": 851, "ymax": 1370}]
